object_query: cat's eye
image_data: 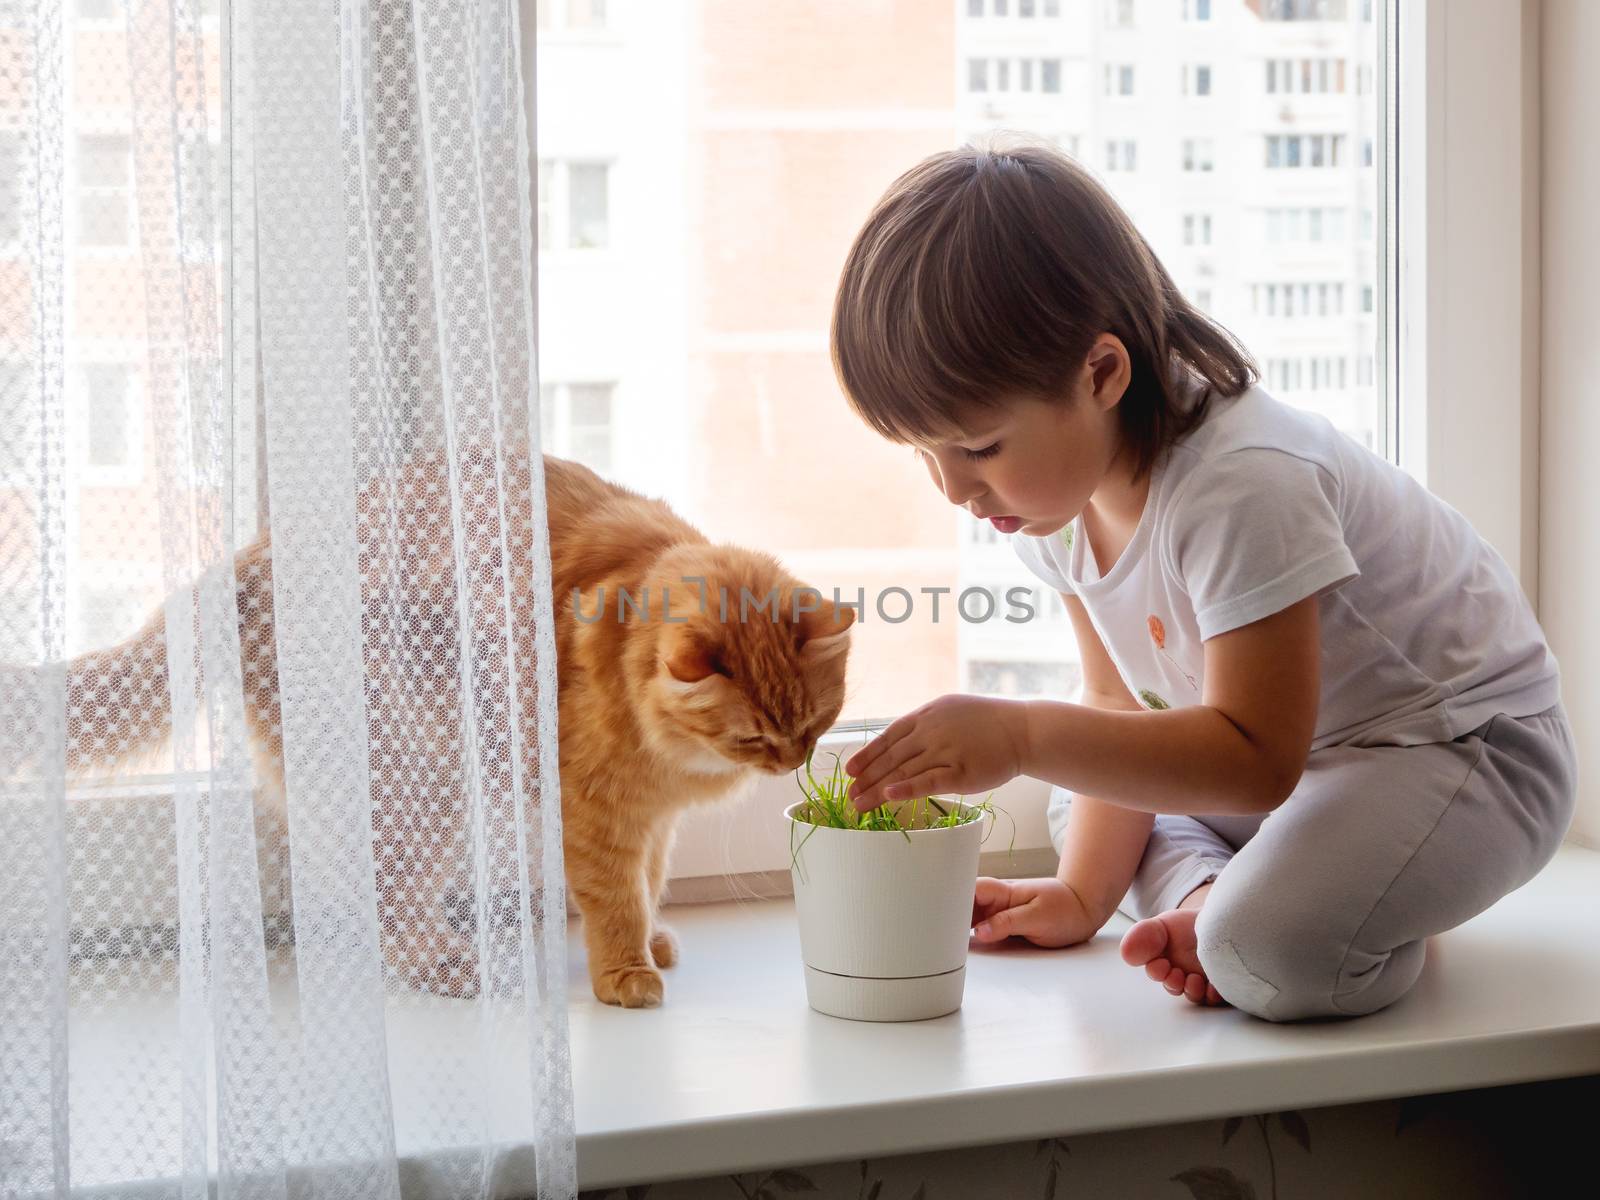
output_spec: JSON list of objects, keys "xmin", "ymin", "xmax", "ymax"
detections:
[{"xmin": 964, "ymin": 442, "xmax": 1001, "ymax": 462}]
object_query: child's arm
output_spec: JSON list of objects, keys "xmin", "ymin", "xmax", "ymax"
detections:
[
  {"xmin": 970, "ymin": 594, "xmax": 1154, "ymax": 947},
  {"xmin": 846, "ymin": 596, "xmax": 1321, "ymax": 818},
  {"xmin": 1019, "ymin": 595, "xmax": 1320, "ymax": 816},
  {"xmin": 1052, "ymin": 594, "xmax": 1156, "ymax": 927}
]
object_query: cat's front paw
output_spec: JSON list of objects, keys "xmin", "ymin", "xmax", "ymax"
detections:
[
  {"xmin": 649, "ymin": 925, "xmax": 680, "ymax": 969},
  {"xmin": 593, "ymin": 961, "xmax": 665, "ymax": 1008}
]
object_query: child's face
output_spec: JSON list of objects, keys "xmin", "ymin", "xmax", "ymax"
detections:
[{"xmin": 911, "ymin": 369, "xmax": 1123, "ymax": 540}]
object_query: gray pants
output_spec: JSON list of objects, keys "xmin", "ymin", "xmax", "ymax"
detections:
[{"xmin": 1048, "ymin": 703, "xmax": 1578, "ymax": 1022}]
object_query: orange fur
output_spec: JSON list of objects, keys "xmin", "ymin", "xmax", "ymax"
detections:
[
  {"xmin": 49, "ymin": 455, "xmax": 853, "ymax": 1007},
  {"xmin": 546, "ymin": 458, "xmax": 853, "ymax": 1006}
]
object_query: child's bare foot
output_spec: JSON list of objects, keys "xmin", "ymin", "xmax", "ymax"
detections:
[{"xmin": 1118, "ymin": 882, "xmax": 1228, "ymax": 1007}]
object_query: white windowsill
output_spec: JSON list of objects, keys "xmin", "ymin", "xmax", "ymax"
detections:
[
  {"xmin": 571, "ymin": 842, "xmax": 1600, "ymax": 1191},
  {"xmin": 59, "ymin": 841, "xmax": 1600, "ymax": 1197}
]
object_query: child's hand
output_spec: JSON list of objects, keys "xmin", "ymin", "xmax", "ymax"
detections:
[
  {"xmin": 970, "ymin": 876, "xmax": 1100, "ymax": 949},
  {"xmin": 844, "ymin": 694, "xmax": 1029, "ymax": 811}
]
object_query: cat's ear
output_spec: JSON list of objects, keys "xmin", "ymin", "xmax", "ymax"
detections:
[
  {"xmin": 662, "ymin": 628, "xmax": 729, "ymax": 684},
  {"xmin": 796, "ymin": 598, "xmax": 855, "ymax": 657}
]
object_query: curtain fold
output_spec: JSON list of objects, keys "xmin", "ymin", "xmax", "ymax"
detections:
[{"xmin": 0, "ymin": 1, "xmax": 576, "ymax": 1196}]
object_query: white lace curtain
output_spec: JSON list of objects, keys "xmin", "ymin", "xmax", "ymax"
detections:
[{"xmin": 0, "ymin": 1, "xmax": 576, "ymax": 1197}]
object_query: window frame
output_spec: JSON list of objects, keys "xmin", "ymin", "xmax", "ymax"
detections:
[
  {"xmin": 522, "ymin": 1, "xmax": 1544, "ymax": 893},
  {"xmin": 1393, "ymin": 0, "xmax": 1540, "ymax": 602}
]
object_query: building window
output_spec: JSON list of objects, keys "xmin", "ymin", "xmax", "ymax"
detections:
[
  {"xmin": 1105, "ymin": 0, "xmax": 1134, "ymax": 27},
  {"xmin": 1266, "ymin": 57, "xmax": 1347, "ymax": 95},
  {"xmin": 1177, "ymin": 212, "xmax": 1209, "ymax": 244},
  {"xmin": 1183, "ymin": 213, "xmax": 1213, "ymax": 246},
  {"xmin": 1044, "ymin": 0, "xmax": 1061, "ymax": 13},
  {"xmin": 968, "ymin": 58, "xmax": 989, "ymax": 93},
  {"xmin": 1251, "ymin": 282, "xmax": 1345, "ymax": 319},
  {"xmin": 1104, "ymin": 64, "xmax": 1135, "ymax": 96},
  {"xmin": 1262, "ymin": 0, "xmax": 1348, "ymax": 19},
  {"xmin": 1362, "ymin": 284, "xmax": 1375, "ymax": 314},
  {"xmin": 1264, "ymin": 207, "xmax": 1349, "ymax": 244},
  {"xmin": 82, "ymin": 363, "xmax": 135, "ymax": 470},
  {"xmin": 535, "ymin": 0, "xmax": 608, "ymax": 31},
  {"xmin": 541, "ymin": 382, "xmax": 616, "ymax": 474},
  {"xmin": 968, "ymin": 0, "xmax": 983, "ymax": 15},
  {"xmin": 0, "ymin": 133, "xmax": 20, "ymax": 247},
  {"xmin": 77, "ymin": 134, "xmax": 133, "ymax": 249},
  {"xmin": 1184, "ymin": 0, "xmax": 1213, "ymax": 18},
  {"xmin": 1182, "ymin": 138, "xmax": 1214, "ymax": 172},
  {"xmin": 997, "ymin": 59, "xmax": 1012, "ymax": 91},
  {"xmin": 537, "ymin": 159, "xmax": 611, "ymax": 251},
  {"xmin": 1184, "ymin": 64, "xmax": 1213, "ymax": 97},
  {"xmin": 1, "ymin": 361, "xmax": 33, "ymax": 488},
  {"xmin": 1267, "ymin": 355, "xmax": 1352, "ymax": 392},
  {"xmin": 1019, "ymin": 0, "xmax": 1036, "ymax": 15},
  {"xmin": 1265, "ymin": 134, "xmax": 1343, "ymax": 170},
  {"xmin": 1105, "ymin": 139, "xmax": 1137, "ymax": 172},
  {"xmin": 1041, "ymin": 59, "xmax": 1062, "ymax": 93}
]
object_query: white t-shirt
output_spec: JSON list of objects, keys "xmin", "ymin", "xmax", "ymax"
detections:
[{"xmin": 1012, "ymin": 385, "xmax": 1560, "ymax": 750}]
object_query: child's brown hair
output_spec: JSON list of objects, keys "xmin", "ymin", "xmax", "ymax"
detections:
[{"xmin": 830, "ymin": 137, "xmax": 1258, "ymax": 480}]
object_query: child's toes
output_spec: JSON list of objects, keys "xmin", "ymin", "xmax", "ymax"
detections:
[
  {"xmin": 1205, "ymin": 983, "xmax": 1226, "ymax": 1007},
  {"xmin": 1144, "ymin": 956, "xmax": 1173, "ymax": 983},
  {"xmin": 1119, "ymin": 918, "xmax": 1168, "ymax": 967},
  {"xmin": 1183, "ymin": 973, "xmax": 1208, "ymax": 1004},
  {"xmin": 1163, "ymin": 965, "xmax": 1187, "ymax": 994}
]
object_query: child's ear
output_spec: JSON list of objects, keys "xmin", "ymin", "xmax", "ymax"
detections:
[{"xmin": 1086, "ymin": 333, "xmax": 1131, "ymax": 411}]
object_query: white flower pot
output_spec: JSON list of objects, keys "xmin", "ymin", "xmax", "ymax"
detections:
[{"xmin": 784, "ymin": 799, "xmax": 990, "ymax": 1022}]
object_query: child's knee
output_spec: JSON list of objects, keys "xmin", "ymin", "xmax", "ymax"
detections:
[
  {"xmin": 1195, "ymin": 897, "xmax": 1422, "ymax": 1022},
  {"xmin": 1192, "ymin": 901, "xmax": 1292, "ymax": 1019}
]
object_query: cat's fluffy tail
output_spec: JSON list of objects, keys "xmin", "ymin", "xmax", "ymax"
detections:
[
  {"xmin": 62, "ymin": 609, "xmax": 174, "ymax": 779},
  {"xmin": 0, "ymin": 609, "xmax": 174, "ymax": 781}
]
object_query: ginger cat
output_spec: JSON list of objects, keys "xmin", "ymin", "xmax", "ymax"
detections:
[
  {"xmin": 546, "ymin": 458, "xmax": 853, "ymax": 1006},
  {"xmin": 47, "ymin": 455, "xmax": 854, "ymax": 1008}
]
